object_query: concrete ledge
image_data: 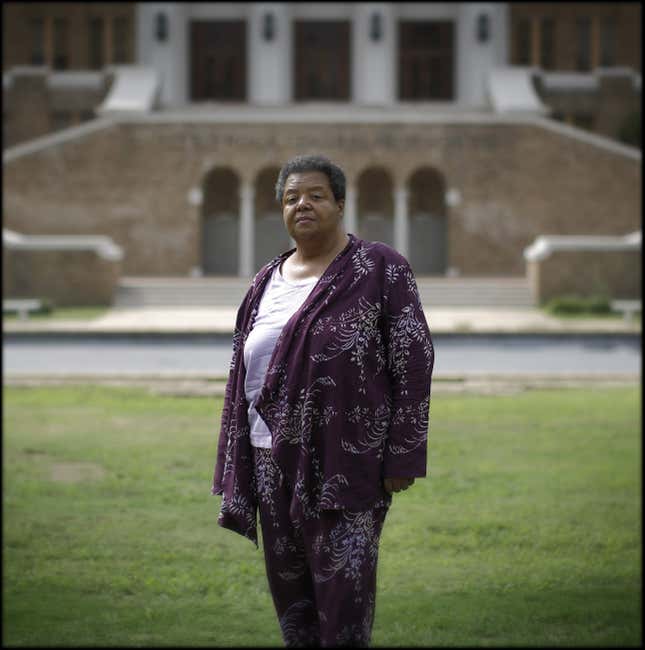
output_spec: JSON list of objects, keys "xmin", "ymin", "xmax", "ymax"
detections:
[{"xmin": 3, "ymin": 229, "xmax": 123, "ymax": 307}]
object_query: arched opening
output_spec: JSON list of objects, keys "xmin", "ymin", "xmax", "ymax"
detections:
[
  {"xmin": 201, "ymin": 167, "xmax": 239, "ymax": 275},
  {"xmin": 408, "ymin": 167, "xmax": 447, "ymax": 275},
  {"xmin": 357, "ymin": 167, "xmax": 394, "ymax": 247},
  {"xmin": 254, "ymin": 166, "xmax": 291, "ymax": 271}
]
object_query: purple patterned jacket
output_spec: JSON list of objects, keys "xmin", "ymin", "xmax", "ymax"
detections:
[{"xmin": 211, "ymin": 233, "xmax": 434, "ymax": 545}]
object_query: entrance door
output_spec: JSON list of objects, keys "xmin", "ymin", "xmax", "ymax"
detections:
[
  {"xmin": 410, "ymin": 213, "xmax": 446, "ymax": 274},
  {"xmin": 294, "ymin": 21, "xmax": 350, "ymax": 100},
  {"xmin": 399, "ymin": 21, "xmax": 454, "ymax": 100},
  {"xmin": 190, "ymin": 21, "xmax": 246, "ymax": 101},
  {"xmin": 202, "ymin": 213, "xmax": 238, "ymax": 275}
]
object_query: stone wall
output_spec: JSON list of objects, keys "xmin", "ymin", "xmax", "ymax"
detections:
[
  {"xmin": 535, "ymin": 69, "xmax": 641, "ymax": 143},
  {"xmin": 3, "ymin": 68, "xmax": 111, "ymax": 148},
  {"xmin": 4, "ymin": 246, "xmax": 121, "ymax": 306},
  {"xmin": 3, "ymin": 117, "xmax": 641, "ymax": 277},
  {"xmin": 527, "ymin": 248, "xmax": 641, "ymax": 304}
]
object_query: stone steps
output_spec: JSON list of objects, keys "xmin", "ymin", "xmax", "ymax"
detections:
[{"xmin": 114, "ymin": 276, "xmax": 535, "ymax": 308}]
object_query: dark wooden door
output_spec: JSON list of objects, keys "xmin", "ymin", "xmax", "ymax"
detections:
[
  {"xmin": 399, "ymin": 21, "xmax": 454, "ymax": 100},
  {"xmin": 190, "ymin": 21, "xmax": 246, "ymax": 101},
  {"xmin": 294, "ymin": 21, "xmax": 350, "ymax": 100}
]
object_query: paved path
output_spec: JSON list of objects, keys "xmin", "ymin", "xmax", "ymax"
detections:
[{"xmin": 3, "ymin": 306, "xmax": 641, "ymax": 335}]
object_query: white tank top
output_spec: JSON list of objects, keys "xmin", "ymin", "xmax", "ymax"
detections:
[{"xmin": 244, "ymin": 261, "xmax": 319, "ymax": 448}]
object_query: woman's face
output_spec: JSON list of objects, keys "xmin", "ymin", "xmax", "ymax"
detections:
[{"xmin": 281, "ymin": 171, "xmax": 344, "ymax": 242}]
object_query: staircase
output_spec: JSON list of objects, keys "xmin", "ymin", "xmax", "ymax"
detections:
[{"xmin": 114, "ymin": 276, "xmax": 535, "ymax": 308}]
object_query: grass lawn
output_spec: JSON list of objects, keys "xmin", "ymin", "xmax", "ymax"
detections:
[
  {"xmin": 3, "ymin": 306, "xmax": 110, "ymax": 322},
  {"xmin": 2, "ymin": 384, "xmax": 641, "ymax": 647}
]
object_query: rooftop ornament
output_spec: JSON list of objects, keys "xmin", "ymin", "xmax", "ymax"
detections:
[
  {"xmin": 370, "ymin": 12, "xmax": 383, "ymax": 42},
  {"xmin": 155, "ymin": 12, "xmax": 168, "ymax": 42},
  {"xmin": 477, "ymin": 13, "xmax": 490, "ymax": 43},
  {"xmin": 262, "ymin": 12, "xmax": 275, "ymax": 42}
]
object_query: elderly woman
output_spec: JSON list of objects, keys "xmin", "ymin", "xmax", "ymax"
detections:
[{"xmin": 211, "ymin": 154, "xmax": 434, "ymax": 647}]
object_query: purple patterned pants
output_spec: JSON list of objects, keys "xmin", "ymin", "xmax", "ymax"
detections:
[{"xmin": 252, "ymin": 447, "xmax": 389, "ymax": 648}]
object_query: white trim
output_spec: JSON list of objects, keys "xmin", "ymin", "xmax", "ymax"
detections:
[
  {"xmin": 3, "ymin": 107, "xmax": 641, "ymax": 164},
  {"xmin": 3, "ymin": 229, "xmax": 123, "ymax": 262},
  {"xmin": 540, "ymin": 72, "xmax": 598, "ymax": 92},
  {"xmin": 530, "ymin": 116, "xmax": 641, "ymax": 160},
  {"xmin": 524, "ymin": 232, "xmax": 642, "ymax": 261},
  {"xmin": 3, "ymin": 117, "xmax": 117, "ymax": 163},
  {"xmin": 47, "ymin": 71, "xmax": 105, "ymax": 90}
]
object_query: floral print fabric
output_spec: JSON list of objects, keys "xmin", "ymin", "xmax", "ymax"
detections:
[
  {"xmin": 212, "ymin": 234, "xmax": 434, "ymax": 545},
  {"xmin": 253, "ymin": 447, "xmax": 387, "ymax": 647}
]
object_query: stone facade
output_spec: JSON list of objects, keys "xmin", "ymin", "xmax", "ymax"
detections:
[
  {"xmin": 3, "ymin": 116, "xmax": 641, "ymax": 278},
  {"xmin": 527, "ymin": 248, "xmax": 641, "ymax": 304}
]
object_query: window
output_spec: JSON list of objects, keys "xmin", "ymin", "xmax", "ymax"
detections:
[
  {"xmin": 190, "ymin": 21, "xmax": 247, "ymax": 101},
  {"xmin": 53, "ymin": 18, "xmax": 68, "ymax": 70},
  {"xmin": 29, "ymin": 18, "xmax": 45, "ymax": 65},
  {"xmin": 294, "ymin": 21, "xmax": 350, "ymax": 101},
  {"xmin": 540, "ymin": 18, "xmax": 555, "ymax": 70},
  {"xmin": 600, "ymin": 18, "xmax": 616, "ymax": 67},
  {"xmin": 113, "ymin": 16, "xmax": 129, "ymax": 63},
  {"xmin": 515, "ymin": 17, "xmax": 531, "ymax": 65},
  {"xmin": 399, "ymin": 21, "xmax": 454, "ymax": 100},
  {"xmin": 576, "ymin": 17, "xmax": 591, "ymax": 71},
  {"xmin": 88, "ymin": 17, "xmax": 104, "ymax": 69}
]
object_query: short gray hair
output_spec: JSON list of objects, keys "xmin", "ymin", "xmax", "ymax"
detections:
[{"xmin": 275, "ymin": 154, "xmax": 346, "ymax": 204}]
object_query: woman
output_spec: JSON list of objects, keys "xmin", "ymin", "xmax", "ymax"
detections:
[{"xmin": 211, "ymin": 154, "xmax": 434, "ymax": 647}]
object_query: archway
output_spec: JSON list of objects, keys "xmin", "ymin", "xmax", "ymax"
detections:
[
  {"xmin": 254, "ymin": 166, "xmax": 291, "ymax": 272},
  {"xmin": 201, "ymin": 167, "xmax": 239, "ymax": 275},
  {"xmin": 357, "ymin": 167, "xmax": 394, "ymax": 247},
  {"xmin": 408, "ymin": 167, "xmax": 447, "ymax": 275}
]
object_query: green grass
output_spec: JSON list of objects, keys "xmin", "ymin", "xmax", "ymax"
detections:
[
  {"xmin": 3, "ymin": 384, "xmax": 641, "ymax": 647},
  {"xmin": 3, "ymin": 306, "xmax": 110, "ymax": 321}
]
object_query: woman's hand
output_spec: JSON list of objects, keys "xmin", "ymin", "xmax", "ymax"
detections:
[{"xmin": 383, "ymin": 477, "xmax": 415, "ymax": 494}]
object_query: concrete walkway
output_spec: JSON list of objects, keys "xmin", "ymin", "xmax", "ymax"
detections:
[{"xmin": 3, "ymin": 306, "xmax": 641, "ymax": 335}]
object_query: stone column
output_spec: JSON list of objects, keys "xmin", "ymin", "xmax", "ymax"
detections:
[
  {"xmin": 344, "ymin": 183, "xmax": 358, "ymax": 236},
  {"xmin": 394, "ymin": 186, "xmax": 409, "ymax": 259},
  {"xmin": 239, "ymin": 181, "xmax": 255, "ymax": 278}
]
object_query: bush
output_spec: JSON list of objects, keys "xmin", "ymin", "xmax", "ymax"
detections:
[
  {"xmin": 544, "ymin": 294, "xmax": 612, "ymax": 315},
  {"xmin": 34, "ymin": 298, "xmax": 54, "ymax": 315}
]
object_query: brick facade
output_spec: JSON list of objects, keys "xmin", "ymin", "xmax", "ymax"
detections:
[
  {"xmin": 3, "ymin": 68, "xmax": 112, "ymax": 148},
  {"xmin": 527, "ymin": 249, "xmax": 641, "ymax": 303},
  {"xmin": 2, "ymin": 2, "xmax": 135, "ymax": 71},
  {"xmin": 509, "ymin": 2, "xmax": 641, "ymax": 72},
  {"xmin": 3, "ymin": 118, "xmax": 641, "ymax": 278},
  {"xmin": 4, "ymin": 247, "xmax": 122, "ymax": 306}
]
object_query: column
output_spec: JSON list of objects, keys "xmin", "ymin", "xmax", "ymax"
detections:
[
  {"xmin": 249, "ymin": 3, "xmax": 291, "ymax": 105},
  {"xmin": 394, "ymin": 186, "xmax": 409, "ymax": 259},
  {"xmin": 352, "ymin": 3, "xmax": 395, "ymax": 105},
  {"xmin": 344, "ymin": 184, "xmax": 358, "ymax": 236},
  {"xmin": 239, "ymin": 181, "xmax": 255, "ymax": 278}
]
